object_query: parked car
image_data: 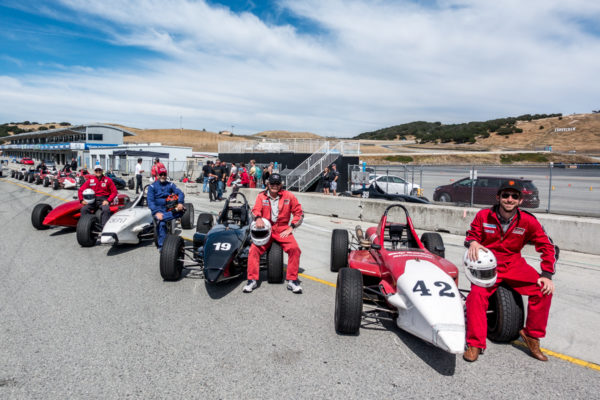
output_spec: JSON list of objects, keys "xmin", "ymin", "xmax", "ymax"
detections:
[
  {"xmin": 20, "ymin": 157, "xmax": 34, "ymax": 165},
  {"xmin": 433, "ymin": 176, "xmax": 540, "ymax": 208},
  {"xmin": 351, "ymin": 174, "xmax": 421, "ymax": 196}
]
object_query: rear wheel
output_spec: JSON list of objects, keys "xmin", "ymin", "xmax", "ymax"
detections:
[
  {"xmin": 267, "ymin": 241, "xmax": 284, "ymax": 283},
  {"xmin": 28, "ymin": 173, "xmax": 35, "ymax": 183},
  {"xmin": 330, "ymin": 229, "xmax": 349, "ymax": 272},
  {"xmin": 35, "ymin": 176, "xmax": 42, "ymax": 185},
  {"xmin": 487, "ymin": 285, "xmax": 524, "ymax": 342},
  {"xmin": 335, "ymin": 268, "xmax": 363, "ymax": 334},
  {"xmin": 196, "ymin": 212, "xmax": 214, "ymax": 233},
  {"xmin": 438, "ymin": 193, "xmax": 451, "ymax": 202},
  {"xmin": 420, "ymin": 232, "xmax": 445, "ymax": 258},
  {"xmin": 31, "ymin": 203, "xmax": 52, "ymax": 230},
  {"xmin": 128, "ymin": 178, "xmax": 135, "ymax": 190},
  {"xmin": 160, "ymin": 234, "xmax": 184, "ymax": 281},
  {"xmin": 11, "ymin": 170, "xmax": 15, "ymax": 178},
  {"xmin": 18, "ymin": 172, "xmax": 24, "ymax": 180},
  {"xmin": 43, "ymin": 177, "xmax": 50, "ymax": 187},
  {"xmin": 181, "ymin": 203, "xmax": 194, "ymax": 229},
  {"xmin": 52, "ymin": 179, "xmax": 59, "ymax": 190},
  {"xmin": 76, "ymin": 213, "xmax": 101, "ymax": 247}
]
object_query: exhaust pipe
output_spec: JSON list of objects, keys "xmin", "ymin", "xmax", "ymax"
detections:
[{"xmin": 355, "ymin": 225, "xmax": 371, "ymax": 248}]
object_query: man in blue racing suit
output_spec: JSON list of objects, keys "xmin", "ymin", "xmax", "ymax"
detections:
[{"xmin": 147, "ymin": 167, "xmax": 185, "ymax": 251}]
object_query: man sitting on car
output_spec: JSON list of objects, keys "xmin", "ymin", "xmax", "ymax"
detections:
[
  {"xmin": 78, "ymin": 163, "xmax": 118, "ymax": 228},
  {"xmin": 463, "ymin": 180, "xmax": 557, "ymax": 362},
  {"xmin": 147, "ymin": 167, "xmax": 185, "ymax": 251}
]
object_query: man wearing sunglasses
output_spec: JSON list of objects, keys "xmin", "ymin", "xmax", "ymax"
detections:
[
  {"xmin": 462, "ymin": 180, "xmax": 557, "ymax": 362},
  {"xmin": 243, "ymin": 173, "xmax": 304, "ymax": 294},
  {"xmin": 147, "ymin": 167, "xmax": 185, "ymax": 251}
]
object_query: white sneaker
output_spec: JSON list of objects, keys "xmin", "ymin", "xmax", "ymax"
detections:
[
  {"xmin": 287, "ymin": 280, "xmax": 302, "ymax": 294},
  {"xmin": 243, "ymin": 280, "xmax": 257, "ymax": 293}
]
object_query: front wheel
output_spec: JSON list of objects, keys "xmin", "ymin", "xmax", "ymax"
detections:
[
  {"xmin": 420, "ymin": 232, "xmax": 445, "ymax": 258},
  {"xmin": 267, "ymin": 242, "xmax": 284, "ymax": 283},
  {"xmin": 438, "ymin": 193, "xmax": 451, "ymax": 202},
  {"xmin": 330, "ymin": 229, "xmax": 349, "ymax": 272},
  {"xmin": 128, "ymin": 178, "xmax": 135, "ymax": 190},
  {"xmin": 52, "ymin": 179, "xmax": 59, "ymax": 190},
  {"xmin": 43, "ymin": 177, "xmax": 50, "ymax": 187},
  {"xmin": 31, "ymin": 203, "xmax": 52, "ymax": 230},
  {"xmin": 487, "ymin": 285, "xmax": 524, "ymax": 342},
  {"xmin": 181, "ymin": 203, "xmax": 194, "ymax": 229},
  {"xmin": 196, "ymin": 212, "xmax": 214, "ymax": 233},
  {"xmin": 76, "ymin": 213, "xmax": 101, "ymax": 247},
  {"xmin": 335, "ymin": 268, "xmax": 363, "ymax": 334},
  {"xmin": 160, "ymin": 234, "xmax": 184, "ymax": 281}
]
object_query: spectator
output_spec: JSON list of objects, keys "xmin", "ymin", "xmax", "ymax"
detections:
[
  {"xmin": 321, "ymin": 166, "xmax": 330, "ymax": 195},
  {"xmin": 201, "ymin": 161, "xmax": 211, "ymax": 193},
  {"xmin": 239, "ymin": 162, "xmax": 250, "ymax": 188},
  {"xmin": 262, "ymin": 165, "xmax": 270, "ymax": 188},
  {"xmin": 255, "ymin": 162, "xmax": 262, "ymax": 188},
  {"xmin": 208, "ymin": 163, "xmax": 219, "ymax": 202},
  {"xmin": 151, "ymin": 158, "xmax": 166, "ymax": 182},
  {"xmin": 135, "ymin": 158, "xmax": 144, "ymax": 194},
  {"xmin": 329, "ymin": 163, "xmax": 340, "ymax": 196},
  {"xmin": 215, "ymin": 161, "xmax": 226, "ymax": 200},
  {"xmin": 70, "ymin": 157, "xmax": 77, "ymax": 171}
]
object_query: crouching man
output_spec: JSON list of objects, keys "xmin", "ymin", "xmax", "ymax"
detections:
[{"xmin": 243, "ymin": 173, "xmax": 304, "ymax": 294}]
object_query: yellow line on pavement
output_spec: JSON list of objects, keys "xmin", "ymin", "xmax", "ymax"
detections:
[
  {"xmin": 512, "ymin": 340, "xmax": 600, "ymax": 371},
  {"xmin": 3, "ymin": 179, "xmax": 70, "ymax": 202},
  {"xmin": 299, "ymin": 273, "xmax": 336, "ymax": 288}
]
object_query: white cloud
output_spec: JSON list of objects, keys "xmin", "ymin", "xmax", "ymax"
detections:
[{"xmin": 1, "ymin": 0, "xmax": 600, "ymax": 136}]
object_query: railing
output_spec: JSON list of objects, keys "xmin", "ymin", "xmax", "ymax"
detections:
[{"xmin": 286, "ymin": 142, "xmax": 342, "ymax": 191}]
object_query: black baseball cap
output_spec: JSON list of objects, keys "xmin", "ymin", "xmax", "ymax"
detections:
[
  {"xmin": 497, "ymin": 179, "xmax": 523, "ymax": 194},
  {"xmin": 268, "ymin": 173, "xmax": 282, "ymax": 185}
]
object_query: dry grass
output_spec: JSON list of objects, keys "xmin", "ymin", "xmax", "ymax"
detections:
[{"xmin": 361, "ymin": 153, "xmax": 597, "ymax": 165}]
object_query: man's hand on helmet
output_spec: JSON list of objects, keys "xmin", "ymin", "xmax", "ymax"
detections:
[
  {"xmin": 468, "ymin": 241, "xmax": 488, "ymax": 261},
  {"xmin": 255, "ymin": 216, "xmax": 265, "ymax": 229}
]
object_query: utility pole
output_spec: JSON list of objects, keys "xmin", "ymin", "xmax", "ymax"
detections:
[{"xmin": 180, "ymin": 116, "xmax": 183, "ymax": 134}]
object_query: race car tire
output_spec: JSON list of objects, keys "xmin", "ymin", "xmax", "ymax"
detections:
[
  {"xmin": 196, "ymin": 212, "xmax": 214, "ymax": 234},
  {"xmin": 76, "ymin": 213, "xmax": 101, "ymax": 247},
  {"xmin": 487, "ymin": 285, "xmax": 524, "ymax": 342},
  {"xmin": 267, "ymin": 241, "xmax": 284, "ymax": 284},
  {"xmin": 420, "ymin": 232, "xmax": 445, "ymax": 258},
  {"xmin": 43, "ymin": 177, "xmax": 50, "ymax": 187},
  {"xmin": 438, "ymin": 193, "xmax": 451, "ymax": 202},
  {"xmin": 35, "ymin": 176, "xmax": 42, "ymax": 185},
  {"xmin": 28, "ymin": 173, "xmax": 35, "ymax": 183},
  {"xmin": 31, "ymin": 203, "xmax": 52, "ymax": 230},
  {"xmin": 160, "ymin": 234, "xmax": 184, "ymax": 281},
  {"xmin": 18, "ymin": 172, "xmax": 24, "ymax": 180},
  {"xmin": 128, "ymin": 178, "xmax": 135, "ymax": 190},
  {"xmin": 11, "ymin": 170, "xmax": 15, "ymax": 178},
  {"xmin": 181, "ymin": 203, "xmax": 194, "ymax": 229},
  {"xmin": 330, "ymin": 229, "xmax": 349, "ymax": 272},
  {"xmin": 52, "ymin": 179, "xmax": 59, "ymax": 190},
  {"xmin": 335, "ymin": 267, "xmax": 363, "ymax": 334}
]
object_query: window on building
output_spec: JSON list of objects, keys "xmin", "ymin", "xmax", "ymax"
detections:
[{"xmin": 88, "ymin": 134, "xmax": 103, "ymax": 141}]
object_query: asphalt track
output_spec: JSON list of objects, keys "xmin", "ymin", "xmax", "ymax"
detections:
[{"xmin": 1, "ymin": 177, "xmax": 599, "ymax": 399}]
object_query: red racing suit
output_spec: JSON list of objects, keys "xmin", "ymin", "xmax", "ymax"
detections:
[
  {"xmin": 78, "ymin": 175, "xmax": 118, "ymax": 203},
  {"xmin": 465, "ymin": 205, "xmax": 557, "ymax": 349},
  {"xmin": 247, "ymin": 189, "xmax": 304, "ymax": 281}
]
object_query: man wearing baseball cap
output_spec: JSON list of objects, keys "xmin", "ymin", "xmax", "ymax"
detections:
[
  {"xmin": 78, "ymin": 162, "xmax": 118, "ymax": 227},
  {"xmin": 147, "ymin": 166, "xmax": 185, "ymax": 251},
  {"xmin": 243, "ymin": 173, "xmax": 304, "ymax": 293},
  {"xmin": 463, "ymin": 179, "xmax": 557, "ymax": 362}
]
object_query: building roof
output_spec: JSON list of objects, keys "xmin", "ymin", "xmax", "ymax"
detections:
[{"xmin": 3, "ymin": 124, "xmax": 136, "ymax": 142}]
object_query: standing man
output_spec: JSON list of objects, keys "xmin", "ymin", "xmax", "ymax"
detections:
[
  {"xmin": 463, "ymin": 180, "xmax": 557, "ymax": 362},
  {"xmin": 70, "ymin": 157, "xmax": 77, "ymax": 171},
  {"xmin": 329, "ymin": 163, "xmax": 340, "ymax": 196},
  {"xmin": 243, "ymin": 173, "xmax": 304, "ymax": 294},
  {"xmin": 151, "ymin": 158, "xmax": 166, "ymax": 182},
  {"xmin": 78, "ymin": 163, "xmax": 118, "ymax": 228},
  {"xmin": 201, "ymin": 161, "xmax": 211, "ymax": 193},
  {"xmin": 214, "ymin": 160, "xmax": 225, "ymax": 200},
  {"xmin": 147, "ymin": 167, "xmax": 185, "ymax": 251},
  {"xmin": 135, "ymin": 158, "xmax": 144, "ymax": 194}
]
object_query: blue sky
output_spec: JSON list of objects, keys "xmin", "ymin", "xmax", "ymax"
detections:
[{"xmin": 1, "ymin": 0, "xmax": 599, "ymax": 137}]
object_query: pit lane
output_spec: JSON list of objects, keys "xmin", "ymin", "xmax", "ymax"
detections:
[{"xmin": 1, "ymin": 177, "xmax": 599, "ymax": 399}]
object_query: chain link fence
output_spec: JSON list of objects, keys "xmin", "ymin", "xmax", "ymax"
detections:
[{"xmin": 348, "ymin": 163, "xmax": 600, "ymax": 217}]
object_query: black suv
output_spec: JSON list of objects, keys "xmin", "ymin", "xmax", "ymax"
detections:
[{"xmin": 433, "ymin": 176, "xmax": 540, "ymax": 208}]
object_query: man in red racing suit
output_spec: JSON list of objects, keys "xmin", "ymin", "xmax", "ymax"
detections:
[
  {"xmin": 463, "ymin": 180, "xmax": 557, "ymax": 362},
  {"xmin": 78, "ymin": 163, "xmax": 118, "ymax": 227},
  {"xmin": 243, "ymin": 173, "xmax": 304, "ymax": 294}
]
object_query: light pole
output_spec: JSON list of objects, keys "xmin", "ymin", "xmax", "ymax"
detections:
[{"xmin": 231, "ymin": 125, "xmax": 234, "ymax": 134}]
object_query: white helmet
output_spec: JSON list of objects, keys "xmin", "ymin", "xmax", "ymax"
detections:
[
  {"xmin": 463, "ymin": 248, "xmax": 497, "ymax": 288},
  {"xmin": 250, "ymin": 218, "xmax": 272, "ymax": 246},
  {"xmin": 82, "ymin": 188, "xmax": 96, "ymax": 205}
]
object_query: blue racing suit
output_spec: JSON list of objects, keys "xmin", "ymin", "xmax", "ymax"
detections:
[{"xmin": 147, "ymin": 180, "xmax": 185, "ymax": 248}]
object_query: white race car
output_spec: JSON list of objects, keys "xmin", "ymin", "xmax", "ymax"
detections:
[{"xmin": 76, "ymin": 185, "xmax": 195, "ymax": 247}]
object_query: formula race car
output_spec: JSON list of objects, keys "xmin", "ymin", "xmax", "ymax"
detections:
[
  {"xmin": 331, "ymin": 204, "xmax": 465, "ymax": 354},
  {"xmin": 340, "ymin": 181, "xmax": 430, "ymax": 204},
  {"xmin": 31, "ymin": 194, "xmax": 131, "ymax": 230},
  {"xmin": 76, "ymin": 185, "xmax": 194, "ymax": 247},
  {"xmin": 159, "ymin": 191, "xmax": 284, "ymax": 284},
  {"xmin": 105, "ymin": 171, "xmax": 135, "ymax": 191}
]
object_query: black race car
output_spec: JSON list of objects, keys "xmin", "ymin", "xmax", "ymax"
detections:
[
  {"xmin": 159, "ymin": 191, "xmax": 284, "ymax": 284},
  {"xmin": 105, "ymin": 171, "xmax": 135, "ymax": 190},
  {"xmin": 340, "ymin": 181, "xmax": 430, "ymax": 204}
]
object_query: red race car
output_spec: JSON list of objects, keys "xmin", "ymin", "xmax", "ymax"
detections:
[
  {"xmin": 331, "ymin": 204, "xmax": 466, "ymax": 354},
  {"xmin": 20, "ymin": 157, "xmax": 34, "ymax": 165},
  {"xmin": 31, "ymin": 194, "xmax": 131, "ymax": 230}
]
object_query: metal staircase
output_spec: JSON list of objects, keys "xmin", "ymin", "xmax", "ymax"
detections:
[{"xmin": 285, "ymin": 142, "xmax": 342, "ymax": 192}]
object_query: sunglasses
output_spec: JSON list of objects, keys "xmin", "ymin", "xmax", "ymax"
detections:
[
  {"xmin": 159, "ymin": 173, "xmax": 167, "ymax": 177},
  {"xmin": 501, "ymin": 192, "xmax": 520, "ymax": 200}
]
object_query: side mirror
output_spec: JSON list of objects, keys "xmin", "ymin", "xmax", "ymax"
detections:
[{"xmin": 371, "ymin": 243, "xmax": 381, "ymax": 250}]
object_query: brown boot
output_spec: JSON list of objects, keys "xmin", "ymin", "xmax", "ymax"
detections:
[
  {"xmin": 519, "ymin": 329, "xmax": 548, "ymax": 361},
  {"xmin": 463, "ymin": 346, "xmax": 481, "ymax": 362}
]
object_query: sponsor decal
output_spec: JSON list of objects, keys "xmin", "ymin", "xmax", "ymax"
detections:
[
  {"xmin": 483, "ymin": 223, "xmax": 496, "ymax": 229},
  {"xmin": 101, "ymin": 183, "xmax": 106, "ymax": 187},
  {"xmin": 262, "ymin": 200, "xmax": 270, "ymax": 206},
  {"xmin": 485, "ymin": 229, "xmax": 495, "ymax": 234},
  {"xmin": 283, "ymin": 199, "xmax": 290, "ymax": 204},
  {"xmin": 90, "ymin": 182, "xmax": 96, "ymax": 186},
  {"xmin": 513, "ymin": 227, "xmax": 525, "ymax": 235}
]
